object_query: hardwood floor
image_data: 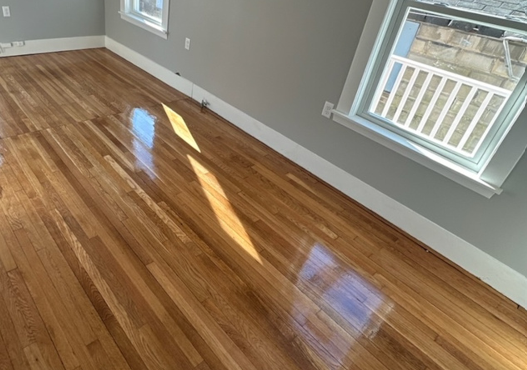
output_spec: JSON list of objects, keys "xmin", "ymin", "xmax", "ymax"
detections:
[{"xmin": 0, "ymin": 49, "xmax": 525, "ymax": 370}]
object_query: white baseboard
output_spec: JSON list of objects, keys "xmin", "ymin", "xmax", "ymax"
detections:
[
  {"xmin": 87, "ymin": 37, "xmax": 527, "ymax": 309},
  {"xmin": 105, "ymin": 37, "xmax": 193, "ymax": 96},
  {"xmin": 0, "ymin": 36, "xmax": 105, "ymax": 58}
]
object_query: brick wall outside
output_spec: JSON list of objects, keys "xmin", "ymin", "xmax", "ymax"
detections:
[
  {"xmin": 408, "ymin": 22, "xmax": 527, "ymax": 90},
  {"xmin": 440, "ymin": 0, "xmax": 527, "ymax": 19}
]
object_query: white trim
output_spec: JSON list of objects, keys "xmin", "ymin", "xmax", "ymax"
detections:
[
  {"xmin": 0, "ymin": 36, "xmax": 105, "ymax": 58},
  {"xmin": 119, "ymin": 0, "xmax": 170, "ymax": 40},
  {"xmin": 119, "ymin": 12, "xmax": 168, "ymax": 39},
  {"xmin": 103, "ymin": 36, "xmax": 527, "ymax": 308},
  {"xmin": 332, "ymin": 112, "xmax": 502, "ymax": 198},
  {"xmin": 105, "ymin": 37, "xmax": 193, "ymax": 96},
  {"xmin": 336, "ymin": 0, "xmax": 395, "ymax": 114}
]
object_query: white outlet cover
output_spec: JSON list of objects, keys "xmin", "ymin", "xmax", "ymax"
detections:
[
  {"xmin": 2, "ymin": 6, "xmax": 10, "ymax": 17},
  {"xmin": 322, "ymin": 101, "xmax": 334, "ymax": 118},
  {"xmin": 185, "ymin": 38, "xmax": 191, "ymax": 50}
]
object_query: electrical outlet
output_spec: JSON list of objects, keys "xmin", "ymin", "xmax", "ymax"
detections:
[
  {"xmin": 322, "ymin": 101, "xmax": 334, "ymax": 118},
  {"xmin": 0, "ymin": 42, "xmax": 11, "ymax": 54},
  {"xmin": 185, "ymin": 38, "xmax": 191, "ymax": 50},
  {"xmin": 2, "ymin": 6, "xmax": 10, "ymax": 17},
  {"xmin": 12, "ymin": 41, "xmax": 24, "ymax": 47}
]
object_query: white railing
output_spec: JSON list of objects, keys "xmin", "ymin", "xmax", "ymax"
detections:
[{"xmin": 371, "ymin": 55, "xmax": 512, "ymax": 156}]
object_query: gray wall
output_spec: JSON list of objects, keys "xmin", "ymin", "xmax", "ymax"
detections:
[
  {"xmin": 105, "ymin": 0, "xmax": 527, "ymax": 277},
  {"xmin": 0, "ymin": 0, "xmax": 104, "ymax": 42}
]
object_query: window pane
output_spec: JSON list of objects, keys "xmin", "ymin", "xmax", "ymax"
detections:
[
  {"xmin": 370, "ymin": 7, "xmax": 527, "ymax": 157},
  {"xmin": 417, "ymin": 0, "xmax": 527, "ymax": 22},
  {"xmin": 137, "ymin": 0, "xmax": 163, "ymax": 21}
]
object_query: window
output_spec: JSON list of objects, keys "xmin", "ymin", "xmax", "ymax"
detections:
[
  {"xmin": 333, "ymin": 0, "xmax": 527, "ymax": 198},
  {"xmin": 120, "ymin": 0, "xmax": 170, "ymax": 39}
]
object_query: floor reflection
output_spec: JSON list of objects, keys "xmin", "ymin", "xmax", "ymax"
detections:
[
  {"xmin": 128, "ymin": 107, "xmax": 157, "ymax": 177},
  {"xmin": 130, "ymin": 108, "xmax": 156, "ymax": 148},
  {"xmin": 296, "ymin": 243, "xmax": 394, "ymax": 365}
]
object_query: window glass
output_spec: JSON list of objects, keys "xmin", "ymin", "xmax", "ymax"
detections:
[
  {"xmin": 137, "ymin": 0, "xmax": 164, "ymax": 21},
  {"xmin": 120, "ymin": 0, "xmax": 168, "ymax": 37},
  {"xmin": 368, "ymin": 7, "xmax": 527, "ymax": 158}
]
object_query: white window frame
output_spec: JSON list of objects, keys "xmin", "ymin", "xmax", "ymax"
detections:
[
  {"xmin": 332, "ymin": 0, "xmax": 527, "ymax": 198},
  {"xmin": 120, "ymin": 0, "xmax": 170, "ymax": 39}
]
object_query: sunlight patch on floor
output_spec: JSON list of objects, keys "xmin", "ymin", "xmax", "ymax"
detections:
[
  {"xmin": 187, "ymin": 155, "xmax": 262, "ymax": 263},
  {"xmin": 163, "ymin": 104, "xmax": 201, "ymax": 153}
]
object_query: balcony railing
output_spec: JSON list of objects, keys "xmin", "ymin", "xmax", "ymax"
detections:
[{"xmin": 371, "ymin": 55, "xmax": 512, "ymax": 157}]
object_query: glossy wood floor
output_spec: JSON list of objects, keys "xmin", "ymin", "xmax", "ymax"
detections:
[{"xmin": 0, "ymin": 49, "xmax": 525, "ymax": 370}]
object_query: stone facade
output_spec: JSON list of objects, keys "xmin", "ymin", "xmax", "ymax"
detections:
[
  {"xmin": 408, "ymin": 22, "xmax": 527, "ymax": 89},
  {"xmin": 440, "ymin": 0, "xmax": 527, "ymax": 19}
]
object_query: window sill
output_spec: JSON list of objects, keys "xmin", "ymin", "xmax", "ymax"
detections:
[
  {"xmin": 331, "ymin": 111, "xmax": 502, "ymax": 198},
  {"xmin": 119, "ymin": 12, "xmax": 168, "ymax": 39}
]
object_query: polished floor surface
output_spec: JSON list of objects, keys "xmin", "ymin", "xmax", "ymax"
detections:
[{"xmin": 0, "ymin": 49, "xmax": 525, "ymax": 370}]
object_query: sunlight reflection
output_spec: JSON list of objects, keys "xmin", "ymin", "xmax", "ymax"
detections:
[
  {"xmin": 131, "ymin": 108, "xmax": 155, "ymax": 148},
  {"xmin": 298, "ymin": 243, "xmax": 393, "ymax": 363},
  {"xmin": 187, "ymin": 155, "xmax": 262, "ymax": 264},
  {"xmin": 163, "ymin": 104, "xmax": 201, "ymax": 153},
  {"xmin": 129, "ymin": 108, "xmax": 156, "ymax": 177}
]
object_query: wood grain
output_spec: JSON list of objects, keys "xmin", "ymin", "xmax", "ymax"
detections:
[{"xmin": 0, "ymin": 48, "xmax": 524, "ymax": 369}]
